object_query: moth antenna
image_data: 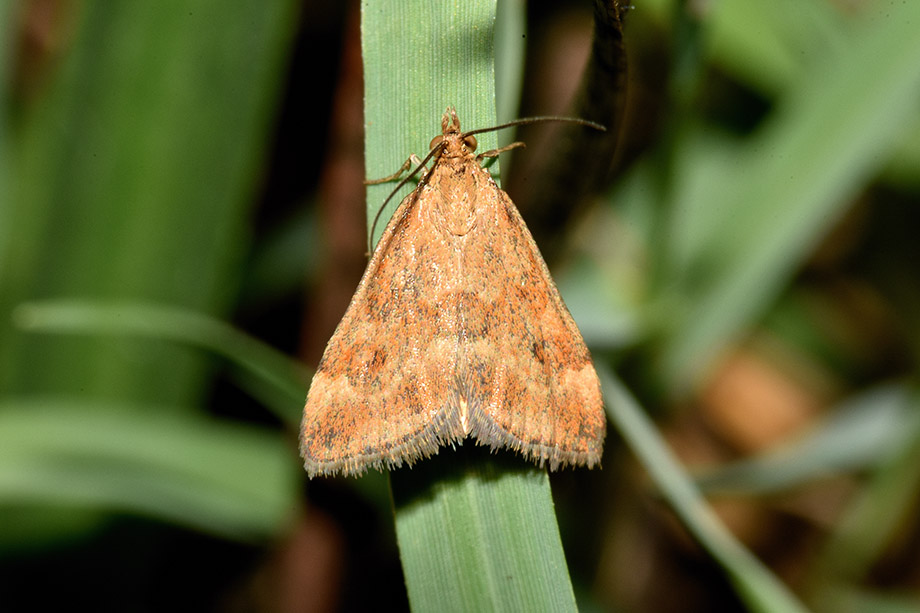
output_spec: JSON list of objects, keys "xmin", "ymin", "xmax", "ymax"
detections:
[
  {"xmin": 368, "ymin": 141, "xmax": 445, "ymax": 254},
  {"xmin": 461, "ymin": 116, "xmax": 606, "ymax": 139}
]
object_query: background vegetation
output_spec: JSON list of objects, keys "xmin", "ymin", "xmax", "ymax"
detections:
[{"xmin": 2, "ymin": 0, "xmax": 919, "ymax": 611}]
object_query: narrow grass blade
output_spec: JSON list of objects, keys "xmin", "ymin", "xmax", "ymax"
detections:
[
  {"xmin": 3, "ymin": 1, "xmax": 299, "ymax": 403},
  {"xmin": 599, "ymin": 365, "xmax": 809, "ymax": 613},
  {"xmin": 13, "ymin": 300, "xmax": 309, "ymax": 425},
  {"xmin": 362, "ymin": 1, "xmax": 579, "ymax": 609},
  {"xmin": 659, "ymin": 2, "xmax": 920, "ymax": 388},
  {"xmin": 392, "ymin": 448, "xmax": 577, "ymax": 612},
  {"xmin": 695, "ymin": 384, "xmax": 919, "ymax": 496},
  {"xmin": 812, "ymin": 389, "xmax": 920, "ymax": 583},
  {"xmin": 0, "ymin": 400, "xmax": 299, "ymax": 541}
]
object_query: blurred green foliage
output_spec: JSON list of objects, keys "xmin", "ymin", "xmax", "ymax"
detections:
[
  {"xmin": 1, "ymin": 0, "xmax": 303, "ymax": 563},
  {"xmin": 2, "ymin": 0, "xmax": 920, "ymax": 611}
]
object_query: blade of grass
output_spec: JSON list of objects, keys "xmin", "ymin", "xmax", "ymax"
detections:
[
  {"xmin": 363, "ymin": 2, "xmax": 505, "ymax": 247},
  {"xmin": 598, "ymin": 365, "xmax": 809, "ymax": 613},
  {"xmin": 362, "ymin": 1, "xmax": 578, "ymax": 610},
  {"xmin": 638, "ymin": 0, "xmax": 845, "ymax": 96},
  {"xmin": 3, "ymin": 1, "xmax": 299, "ymax": 404},
  {"xmin": 709, "ymin": 0, "xmax": 846, "ymax": 95},
  {"xmin": 695, "ymin": 384, "xmax": 918, "ymax": 496},
  {"xmin": 0, "ymin": 400, "xmax": 299, "ymax": 541},
  {"xmin": 811, "ymin": 388, "xmax": 920, "ymax": 583},
  {"xmin": 494, "ymin": 0, "xmax": 526, "ymax": 129},
  {"xmin": 13, "ymin": 300, "xmax": 309, "ymax": 425},
  {"xmin": 812, "ymin": 584, "xmax": 920, "ymax": 613},
  {"xmin": 392, "ymin": 447, "xmax": 577, "ymax": 612},
  {"xmin": 659, "ymin": 1, "xmax": 920, "ymax": 388},
  {"xmin": 1, "ymin": 0, "xmax": 299, "ymax": 549}
]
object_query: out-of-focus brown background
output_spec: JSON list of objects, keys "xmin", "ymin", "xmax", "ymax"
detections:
[{"xmin": 3, "ymin": 0, "xmax": 919, "ymax": 611}]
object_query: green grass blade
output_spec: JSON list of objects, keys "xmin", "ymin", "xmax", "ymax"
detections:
[
  {"xmin": 362, "ymin": 1, "xmax": 578, "ymax": 610},
  {"xmin": 812, "ymin": 585, "xmax": 920, "ymax": 613},
  {"xmin": 812, "ymin": 389, "xmax": 920, "ymax": 583},
  {"xmin": 392, "ymin": 449, "xmax": 577, "ymax": 612},
  {"xmin": 695, "ymin": 384, "xmax": 919, "ymax": 496},
  {"xmin": 1, "ymin": 0, "xmax": 300, "ymax": 550},
  {"xmin": 598, "ymin": 365, "xmax": 810, "ymax": 613},
  {"xmin": 659, "ymin": 1, "xmax": 920, "ymax": 387},
  {"xmin": 13, "ymin": 300, "xmax": 309, "ymax": 425},
  {"xmin": 0, "ymin": 400, "xmax": 299, "ymax": 541},
  {"xmin": 494, "ymin": 0, "xmax": 526, "ymax": 127},
  {"xmin": 363, "ymin": 1, "xmax": 505, "ymax": 247},
  {"xmin": 3, "ymin": 1, "xmax": 299, "ymax": 403}
]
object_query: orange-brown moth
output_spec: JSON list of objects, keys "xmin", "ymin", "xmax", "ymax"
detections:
[{"xmin": 301, "ymin": 107, "xmax": 606, "ymax": 478}]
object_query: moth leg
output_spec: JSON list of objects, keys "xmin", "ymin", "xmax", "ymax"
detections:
[
  {"xmin": 476, "ymin": 141, "xmax": 525, "ymax": 162},
  {"xmin": 366, "ymin": 154, "xmax": 427, "ymax": 185}
]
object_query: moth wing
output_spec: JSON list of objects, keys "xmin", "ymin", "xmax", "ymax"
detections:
[
  {"xmin": 460, "ymin": 176, "xmax": 606, "ymax": 469},
  {"xmin": 301, "ymin": 189, "xmax": 465, "ymax": 477}
]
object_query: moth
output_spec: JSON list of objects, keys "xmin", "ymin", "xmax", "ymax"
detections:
[{"xmin": 301, "ymin": 107, "xmax": 605, "ymax": 477}]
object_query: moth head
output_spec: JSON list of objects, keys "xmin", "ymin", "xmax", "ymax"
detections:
[{"xmin": 428, "ymin": 133, "xmax": 477, "ymax": 153}]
